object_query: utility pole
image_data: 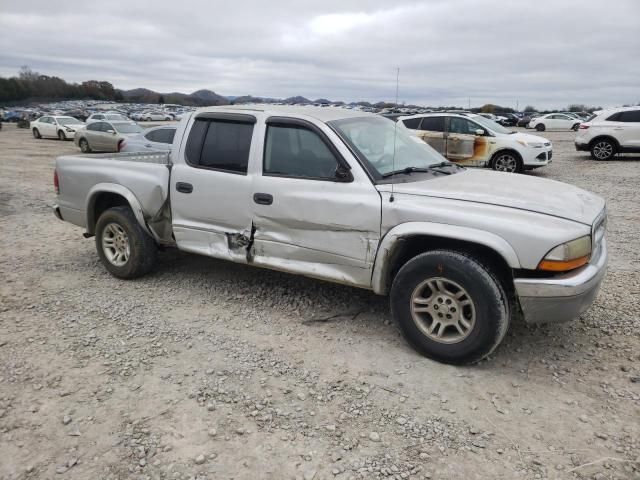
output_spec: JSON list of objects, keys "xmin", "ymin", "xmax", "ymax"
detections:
[
  {"xmin": 468, "ymin": 97, "xmax": 471, "ymax": 110},
  {"xmin": 516, "ymin": 100, "xmax": 519, "ymax": 111}
]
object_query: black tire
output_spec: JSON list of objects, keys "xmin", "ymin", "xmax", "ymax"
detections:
[
  {"xmin": 590, "ymin": 138, "xmax": 616, "ymax": 161},
  {"xmin": 58, "ymin": 130, "xmax": 66, "ymax": 140},
  {"xmin": 491, "ymin": 151, "xmax": 523, "ymax": 173},
  {"xmin": 390, "ymin": 250, "xmax": 510, "ymax": 365},
  {"xmin": 146, "ymin": 117, "xmax": 151, "ymax": 122},
  {"xmin": 535, "ymin": 124, "xmax": 545, "ymax": 132},
  {"xmin": 95, "ymin": 206, "xmax": 157, "ymax": 279},
  {"xmin": 79, "ymin": 138, "xmax": 91, "ymax": 153},
  {"xmin": 33, "ymin": 128, "xmax": 41, "ymax": 139},
  {"xmin": 572, "ymin": 123, "xmax": 580, "ymax": 131}
]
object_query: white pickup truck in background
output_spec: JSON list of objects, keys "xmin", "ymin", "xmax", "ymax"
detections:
[{"xmin": 53, "ymin": 106, "xmax": 608, "ymax": 364}]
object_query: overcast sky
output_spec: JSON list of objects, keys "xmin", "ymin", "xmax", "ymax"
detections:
[{"xmin": 1, "ymin": 0, "xmax": 638, "ymax": 109}]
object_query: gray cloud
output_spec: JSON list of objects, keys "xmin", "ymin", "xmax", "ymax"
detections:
[{"xmin": 1, "ymin": 0, "xmax": 638, "ymax": 108}]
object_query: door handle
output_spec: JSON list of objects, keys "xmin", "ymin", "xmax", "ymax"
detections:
[
  {"xmin": 144, "ymin": 143, "xmax": 152, "ymax": 147},
  {"xmin": 253, "ymin": 193, "xmax": 273, "ymax": 205},
  {"xmin": 175, "ymin": 182, "xmax": 193, "ymax": 194}
]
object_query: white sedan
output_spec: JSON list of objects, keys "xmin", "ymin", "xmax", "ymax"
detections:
[
  {"xmin": 141, "ymin": 111, "xmax": 174, "ymax": 121},
  {"xmin": 529, "ymin": 113, "xmax": 581, "ymax": 132},
  {"xmin": 30, "ymin": 116, "xmax": 85, "ymax": 140}
]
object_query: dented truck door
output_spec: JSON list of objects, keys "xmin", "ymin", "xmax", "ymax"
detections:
[
  {"xmin": 170, "ymin": 113, "xmax": 258, "ymax": 263},
  {"xmin": 249, "ymin": 117, "xmax": 382, "ymax": 288}
]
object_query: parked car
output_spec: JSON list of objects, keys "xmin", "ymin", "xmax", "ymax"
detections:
[
  {"xmin": 53, "ymin": 106, "xmax": 607, "ymax": 365},
  {"xmin": 141, "ymin": 111, "xmax": 173, "ymax": 121},
  {"xmin": 529, "ymin": 113, "xmax": 581, "ymax": 132},
  {"xmin": 86, "ymin": 112, "xmax": 130, "ymax": 124},
  {"xmin": 74, "ymin": 120, "xmax": 144, "ymax": 153},
  {"xmin": 575, "ymin": 107, "xmax": 640, "ymax": 160},
  {"xmin": 30, "ymin": 115, "xmax": 85, "ymax": 140},
  {"xmin": 119, "ymin": 125, "xmax": 177, "ymax": 152},
  {"xmin": 495, "ymin": 113, "xmax": 519, "ymax": 127},
  {"xmin": 399, "ymin": 112, "xmax": 552, "ymax": 172},
  {"xmin": 517, "ymin": 115, "xmax": 536, "ymax": 127}
]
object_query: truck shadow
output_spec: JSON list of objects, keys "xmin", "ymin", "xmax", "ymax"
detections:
[{"xmin": 150, "ymin": 248, "xmax": 593, "ymax": 368}]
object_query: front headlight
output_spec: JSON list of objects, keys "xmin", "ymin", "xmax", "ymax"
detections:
[
  {"xmin": 537, "ymin": 235, "xmax": 591, "ymax": 272},
  {"xmin": 517, "ymin": 140, "xmax": 545, "ymax": 148}
]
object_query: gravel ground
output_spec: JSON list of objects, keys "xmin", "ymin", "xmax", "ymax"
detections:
[{"xmin": 0, "ymin": 124, "xmax": 638, "ymax": 480}]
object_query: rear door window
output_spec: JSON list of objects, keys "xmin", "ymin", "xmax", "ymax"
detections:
[
  {"xmin": 185, "ymin": 118, "xmax": 254, "ymax": 174},
  {"xmin": 419, "ymin": 117, "xmax": 445, "ymax": 132},
  {"xmin": 617, "ymin": 110, "xmax": 640, "ymax": 122},
  {"xmin": 402, "ymin": 118, "xmax": 421, "ymax": 129}
]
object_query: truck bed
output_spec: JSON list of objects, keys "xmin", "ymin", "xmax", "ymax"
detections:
[{"xmin": 55, "ymin": 151, "xmax": 172, "ymax": 238}]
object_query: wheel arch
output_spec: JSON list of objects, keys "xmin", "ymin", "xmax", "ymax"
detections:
[
  {"xmin": 588, "ymin": 135, "xmax": 620, "ymax": 150},
  {"xmin": 86, "ymin": 184, "xmax": 149, "ymax": 236},
  {"xmin": 371, "ymin": 222, "xmax": 520, "ymax": 295}
]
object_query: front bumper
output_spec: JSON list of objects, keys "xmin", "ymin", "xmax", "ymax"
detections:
[
  {"xmin": 575, "ymin": 141, "xmax": 589, "ymax": 152},
  {"xmin": 523, "ymin": 147, "xmax": 552, "ymax": 167},
  {"xmin": 514, "ymin": 238, "xmax": 608, "ymax": 324}
]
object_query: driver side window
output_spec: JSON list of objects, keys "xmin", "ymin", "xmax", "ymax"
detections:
[{"xmin": 263, "ymin": 125, "xmax": 341, "ymax": 180}]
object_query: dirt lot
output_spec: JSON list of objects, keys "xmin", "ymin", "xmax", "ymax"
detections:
[{"xmin": 0, "ymin": 123, "xmax": 638, "ymax": 480}]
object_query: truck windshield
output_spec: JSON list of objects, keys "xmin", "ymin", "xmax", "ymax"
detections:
[{"xmin": 329, "ymin": 116, "xmax": 448, "ymax": 180}]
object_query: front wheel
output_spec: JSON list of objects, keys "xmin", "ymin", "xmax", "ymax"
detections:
[
  {"xmin": 390, "ymin": 250, "xmax": 510, "ymax": 365},
  {"xmin": 95, "ymin": 206, "xmax": 157, "ymax": 279},
  {"xmin": 535, "ymin": 124, "xmax": 545, "ymax": 132},
  {"xmin": 58, "ymin": 130, "xmax": 67, "ymax": 140},
  {"xmin": 491, "ymin": 152, "xmax": 523, "ymax": 173},
  {"xmin": 572, "ymin": 123, "xmax": 580, "ymax": 131},
  {"xmin": 33, "ymin": 128, "xmax": 41, "ymax": 139}
]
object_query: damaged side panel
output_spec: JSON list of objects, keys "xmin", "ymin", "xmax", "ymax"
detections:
[{"xmin": 248, "ymin": 176, "xmax": 382, "ymax": 288}]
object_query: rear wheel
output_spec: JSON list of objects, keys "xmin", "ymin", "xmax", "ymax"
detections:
[
  {"xmin": 79, "ymin": 138, "xmax": 91, "ymax": 153},
  {"xmin": 590, "ymin": 139, "xmax": 616, "ymax": 160},
  {"xmin": 491, "ymin": 151, "xmax": 523, "ymax": 173},
  {"xmin": 390, "ymin": 250, "xmax": 510, "ymax": 365},
  {"xmin": 58, "ymin": 130, "xmax": 66, "ymax": 140},
  {"xmin": 95, "ymin": 206, "xmax": 157, "ymax": 279},
  {"xmin": 33, "ymin": 128, "xmax": 41, "ymax": 139},
  {"xmin": 535, "ymin": 124, "xmax": 545, "ymax": 132}
]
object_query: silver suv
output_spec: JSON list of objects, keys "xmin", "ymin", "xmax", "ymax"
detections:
[{"xmin": 575, "ymin": 107, "xmax": 640, "ymax": 160}]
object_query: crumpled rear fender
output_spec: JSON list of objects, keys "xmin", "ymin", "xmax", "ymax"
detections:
[{"xmin": 85, "ymin": 183, "xmax": 149, "ymax": 236}]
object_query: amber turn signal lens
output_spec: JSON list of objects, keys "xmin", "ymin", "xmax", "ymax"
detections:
[{"xmin": 537, "ymin": 255, "xmax": 590, "ymax": 272}]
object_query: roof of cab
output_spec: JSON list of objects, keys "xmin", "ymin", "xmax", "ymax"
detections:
[{"xmin": 192, "ymin": 104, "xmax": 376, "ymax": 123}]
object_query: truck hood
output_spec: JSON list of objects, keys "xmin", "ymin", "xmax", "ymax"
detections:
[{"xmin": 377, "ymin": 169, "xmax": 604, "ymax": 225}]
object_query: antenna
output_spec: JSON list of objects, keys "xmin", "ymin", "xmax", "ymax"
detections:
[{"xmin": 390, "ymin": 67, "xmax": 399, "ymax": 203}]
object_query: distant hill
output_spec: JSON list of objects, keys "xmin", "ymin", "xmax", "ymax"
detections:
[
  {"xmin": 284, "ymin": 96, "xmax": 311, "ymax": 104},
  {"xmin": 120, "ymin": 88, "xmax": 230, "ymax": 106}
]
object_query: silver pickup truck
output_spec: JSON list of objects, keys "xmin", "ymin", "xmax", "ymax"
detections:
[{"xmin": 53, "ymin": 106, "xmax": 608, "ymax": 364}]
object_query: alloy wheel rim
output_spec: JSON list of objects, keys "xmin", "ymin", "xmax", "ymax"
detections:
[
  {"xmin": 494, "ymin": 155, "xmax": 517, "ymax": 172},
  {"xmin": 593, "ymin": 142, "xmax": 612, "ymax": 159},
  {"xmin": 410, "ymin": 277, "xmax": 476, "ymax": 344},
  {"xmin": 102, "ymin": 223, "xmax": 130, "ymax": 267}
]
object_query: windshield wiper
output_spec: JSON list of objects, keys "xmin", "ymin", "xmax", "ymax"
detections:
[
  {"xmin": 382, "ymin": 166, "xmax": 431, "ymax": 178},
  {"xmin": 382, "ymin": 163, "xmax": 460, "ymax": 178}
]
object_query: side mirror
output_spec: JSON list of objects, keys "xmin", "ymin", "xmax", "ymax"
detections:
[
  {"xmin": 334, "ymin": 165, "xmax": 353, "ymax": 182},
  {"xmin": 475, "ymin": 129, "xmax": 485, "ymax": 136},
  {"xmin": 107, "ymin": 129, "xmax": 115, "ymax": 134}
]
